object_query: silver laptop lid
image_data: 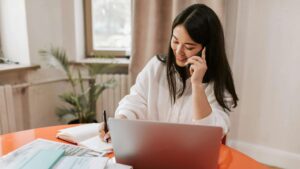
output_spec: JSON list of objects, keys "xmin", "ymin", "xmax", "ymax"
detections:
[{"xmin": 109, "ymin": 118, "xmax": 223, "ymax": 169}]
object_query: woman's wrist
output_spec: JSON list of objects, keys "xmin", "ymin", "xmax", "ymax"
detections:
[
  {"xmin": 192, "ymin": 82, "xmax": 212, "ymax": 120},
  {"xmin": 191, "ymin": 82, "xmax": 205, "ymax": 90}
]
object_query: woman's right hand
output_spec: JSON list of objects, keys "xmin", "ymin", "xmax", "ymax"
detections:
[
  {"xmin": 99, "ymin": 114, "xmax": 127, "ymax": 143},
  {"xmin": 99, "ymin": 122, "xmax": 111, "ymax": 143}
]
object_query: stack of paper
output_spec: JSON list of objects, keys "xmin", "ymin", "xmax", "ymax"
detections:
[
  {"xmin": 0, "ymin": 139, "xmax": 131, "ymax": 169},
  {"xmin": 53, "ymin": 156, "xmax": 109, "ymax": 169}
]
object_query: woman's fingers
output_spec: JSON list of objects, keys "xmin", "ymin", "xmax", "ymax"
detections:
[
  {"xmin": 100, "ymin": 130, "xmax": 111, "ymax": 143},
  {"xmin": 202, "ymin": 47, "xmax": 206, "ymax": 60},
  {"xmin": 99, "ymin": 122, "xmax": 111, "ymax": 143},
  {"xmin": 186, "ymin": 55, "xmax": 205, "ymax": 65},
  {"xmin": 186, "ymin": 57, "xmax": 203, "ymax": 67},
  {"xmin": 189, "ymin": 57, "xmax": 201, "ymax": 63},
  {"xmin": 186, "ymin": 54, "xmax": 208, "ymax": 80},
  {"xmin": 103, "ymin": 132, "xmax": 111, "ymax": 143}
]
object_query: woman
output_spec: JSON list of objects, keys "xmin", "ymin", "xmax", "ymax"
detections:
[{"xmin": 100, "ymin": 4, "xmax": 238, "ymax": 142}]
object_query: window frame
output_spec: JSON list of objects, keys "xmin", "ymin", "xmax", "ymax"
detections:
[{"xmin": 83, "ymin": 0, "xmax": 128, "ymax": 58}]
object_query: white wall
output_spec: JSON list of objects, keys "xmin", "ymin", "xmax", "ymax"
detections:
[
  {"xmin": 0, "ymin": 0, "xmax": 30, "ymax": 64},
  {"xmin": 0, "ymin": 1, "xmax": 1, "ymax": 56},
  {"xmin": 25, "ymin": 0, "xmax": 64, "ymax": 65},
  {"xmin": 226, "ymin": 0, "xmax": 300, "ymax": 168},
  {"xmin": 25, "ymin": 0, "xmax": 85, "ymax": 65},
  {"xmin": 61, "ymin": 0, "xmax": 85, "ymax": 61}
]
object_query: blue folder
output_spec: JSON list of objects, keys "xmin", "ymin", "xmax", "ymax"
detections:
[{"xmin": 21, "ymin": 149, "xmax": 65, "ymax": 169}]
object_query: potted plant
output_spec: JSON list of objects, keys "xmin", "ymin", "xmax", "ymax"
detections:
[{"xmin": 40, "ymin": 47, "xmax": 116, "ymax": 123}]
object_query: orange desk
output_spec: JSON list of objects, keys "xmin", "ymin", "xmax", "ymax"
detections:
[{"xmin": 0, "ymin": 125, "xmax": 269, "ymax": 169}]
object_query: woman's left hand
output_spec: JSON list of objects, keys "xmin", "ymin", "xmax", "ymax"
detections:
[{"xmin": 186, "ymin": 48, "xmax": 207, "ymax": 84}]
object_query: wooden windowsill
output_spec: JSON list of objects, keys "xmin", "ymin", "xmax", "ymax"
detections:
[
  {"xmin": 73, "ymin": 58, "xmax": 130, "ymax": 65},
  {"xmin": 71, "ymin": 58, "xmax": 129, "ymax": 74},
  {"xmin": 0, "ymin": 64, "xmax": 40, "ymax": 74}
]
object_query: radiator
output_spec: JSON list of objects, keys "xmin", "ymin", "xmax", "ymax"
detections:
[
  {"xmin": 0, "ymin": 85, "xmax": 17, "ymax": 134},
  {"xmin": 96, "ymin": 74, "xmax": 130, "ymax": 120}
]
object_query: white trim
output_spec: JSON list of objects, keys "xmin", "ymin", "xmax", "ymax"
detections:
[{"xmin": 227, "ymin": 139, "xmax": 300, "ymax": 169}]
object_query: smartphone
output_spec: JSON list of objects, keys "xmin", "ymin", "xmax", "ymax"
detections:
[{"xmin": 187, "ymin": 50, "xmax": 203, "ymax": 70}]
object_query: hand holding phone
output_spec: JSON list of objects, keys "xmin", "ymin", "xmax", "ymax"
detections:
[
  {"xmin": 187, "ymin": 49, "xmax": 203, "ymax": 70},
  {"xmin": 186, "ymin": 47, "xmax": 207, "ymax": 84}
]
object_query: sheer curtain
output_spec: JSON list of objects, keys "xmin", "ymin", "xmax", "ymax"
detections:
[{"xmin": 129, "ymin": 0, "xmax": 225, "ymax": 84}]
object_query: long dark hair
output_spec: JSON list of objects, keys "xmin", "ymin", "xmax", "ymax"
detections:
[{"xmin": 158, "ymin": 4, "xmax": 238, "ymax": 112}]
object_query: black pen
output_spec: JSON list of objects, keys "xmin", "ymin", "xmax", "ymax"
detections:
[{"xmin": 103, "ymin": 110, "xmax": 109, "ymax": 142}]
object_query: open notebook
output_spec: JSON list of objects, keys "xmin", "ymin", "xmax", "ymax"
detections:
[{"xmin": 56, "ymin": 123, "xmax": 112, "ymax": 152}]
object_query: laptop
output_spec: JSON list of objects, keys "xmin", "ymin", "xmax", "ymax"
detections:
[{"xmin": 108, "ymin": 118, "xmax": 223, "ymax": 169}]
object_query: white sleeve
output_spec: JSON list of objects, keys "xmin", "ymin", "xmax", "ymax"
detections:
[
  {"xmin": 192, "ymin": 84, "xmax": 233, "ymax": 135},
  {"xmin": 114, "ymin": 81, "xmax": 148, "ymax": 120},
  {"xmin": 114, "ymin": 58, "xmax": 156, "ymax": 120}
]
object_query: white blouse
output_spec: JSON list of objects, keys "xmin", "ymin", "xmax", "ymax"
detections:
[{"xmin": 115, "ymin": 57, "xmax": 233, "ymax": 135}]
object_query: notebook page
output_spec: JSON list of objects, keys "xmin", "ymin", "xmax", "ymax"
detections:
[
  {"xmin": 79, "ymin": 136, "xmax": 113, "ymax": 152},
  {"xmin": 57, "ymin": 123, "xmax": 100, "ymax": 143}
]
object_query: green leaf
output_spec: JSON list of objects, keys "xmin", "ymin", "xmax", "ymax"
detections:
[
  {"xmin": 94, "ymin": 78, "xmax": 117, "ymax": 100},
  {"xmin": 49, "ymin": 47, "xmax": 76, "ymax": 92},
  {"xmin": 58, "ymin": 93, "xmax": 78, "ymax": 107},
  {"xmin": 78, "ymin": 94, "xmax": 89, "ymax": 112},
  {"xmin": 77, "ymin": 69, "xmax": 84, "ymax": 93},
  {"xmin": 49, "ymin": 47, "xmax": 69, "ymax": 72},
  {"xmin": 56, "ymin": 107, "xmax": 78, "ymax": 118}
]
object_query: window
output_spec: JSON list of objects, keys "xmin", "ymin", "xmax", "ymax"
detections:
[{"xmin": 84, "ymin": 0, "xmax": 131, "ymax": 57}]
